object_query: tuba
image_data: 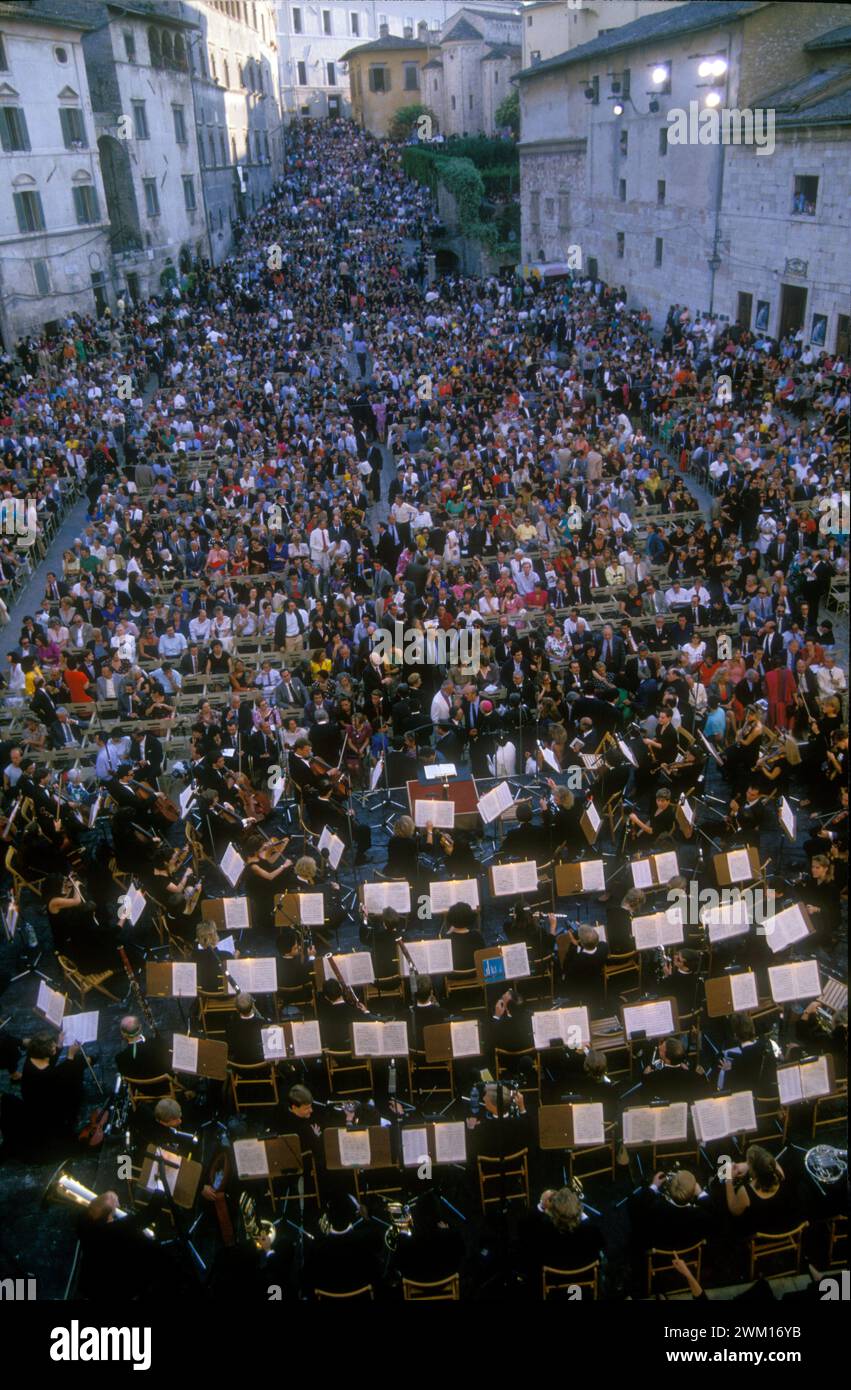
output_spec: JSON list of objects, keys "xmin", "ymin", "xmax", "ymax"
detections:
[
  {"xmin": 43, "ymin": 1165, "xmax": 155, "ymax": 1238},
  {"xmin": 238, "ymin": 1191, "xmax": 276, "ymax": 1249}
]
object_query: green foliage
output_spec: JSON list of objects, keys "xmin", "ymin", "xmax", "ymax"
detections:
[
  {"xmin": 388, "ymin": 103, "xmax": 436, "ymax": 143},
  {"xmin": 480, "ymin": 163, "xmax": 518, "ymax": 198},
  {"xmin": 401, "ymin": 140, "xmax": 519, "ymax": 256},
  {"xmin": 495, "ymin": 88, "xmax": 520, "ymax": 138},
  {"xmin": 442, "ymin": 135, "xmax": 517, "ymax": 168}
]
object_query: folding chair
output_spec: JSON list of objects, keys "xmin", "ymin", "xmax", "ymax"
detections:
[
  {"xmin": 749, "ymin": 1222, "xmax": 809, "ymax": 1280},
  {"xmin": 56, "ymin": 954, "xmax": 120, "ymax": 1008},
  {"xmin": 542, "ymin": 1259, "xmax": 599, "ymax": 1300},
  {"xmin": 229, "ymin": 1060, "xmax": 280, "ymax": 1112},
  {"xmin": 647, "ymin": 1239, "xmax": 706, "ymax": 1297},
  {"xmin": 477, "ymin": 1148, "xmax": 530, "ymax": 1212},
  {"xmin": 402, "ymin": 1274, "xmax": 460, "ymax": 1301}
]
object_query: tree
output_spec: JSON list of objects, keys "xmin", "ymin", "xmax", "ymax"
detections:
[
  {"xmin": 389, "ymin": 103, "xmax": 436, "ymax": 143},
  {"xmin": 495, "ymin": 88, "xmax": 519, "ymax": 139}
]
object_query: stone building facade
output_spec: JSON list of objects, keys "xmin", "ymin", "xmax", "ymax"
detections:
[
  {"xmin": 516, "ymin": 0, "xmax": 851, "ymax": 347},
  {"xmin": 0, "ymin": 1, "xmax": 112, "ymax": 346}
]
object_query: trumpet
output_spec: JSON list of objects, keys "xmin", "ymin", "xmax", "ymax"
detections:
[{"xmin": 42, "ymin": 1166, "xmax": 155, "ymax": 1238}]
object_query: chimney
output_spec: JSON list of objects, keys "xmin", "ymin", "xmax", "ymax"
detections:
[
  {"xmin": 403, "ymin": 22, "xmax": 413, "ymax": 39},
  {"xmin": 417, "ymin": 20, "xmax": 428, "ymax": 41},
  {"xmin": 379, "ymin": 21, "xmax": 389, "ymax": 38}
]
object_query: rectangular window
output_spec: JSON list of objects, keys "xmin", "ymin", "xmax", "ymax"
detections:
[
  {"xmin": 469, "ymin": 92, "xmax": 473, "ymax": 110},
  {"xmin": 657, "ymin": 179, "xmax": 666, "ymax": 206},
  {"xmin": 327, "ymin": 62, "xmax": 336, "ymax": 86},
  {"xmin": 172, "ymin": 105, "xmax": 187, "ymax": 144},
  {"xmin": 198, "ymin": 134, "xmax": 206, "ymax": 167},
  {"xmin": 322, "ymin": 9, "xmax": 331, "ymax": 35},
  {"xmin": 351, "ymin": 13, "xmax": 360, "ymax": 37},
  {"xmin": 655, "ymin": 237, "xmax": 663, "ymax": 267},
  {"xmin": 621, "ymin": 69, "xmax": 631, "ymax": 100},
  {"xmin": 13, "ymin": 190, "xmax": 45, "ymax": 233},
  {"xmin": 369, "ymin": 66, "xmax": 389, "ymax": 93},
  {"xmin": 659, "ymin": 126, "xmax": 667, "ymax": 157},
  {"xmin": 558, "ymin": 191, "xmax": 569, "ymax": 229},
  {"xmin": 60, "ymin": 106, "xmax": 87, "ymax": 149},
  {"xmin": 182, "ymin": 174, "xmax": 196, "ymax": 211},
  {"xmin": 587, "ymin": 75, "xmax": 599, "ymax": 105},
  {"xmin": 451, "ymin": 94, "xmax": 456, "ymax": 110},
  {"xmin": 494, "ymin": 71, "xmax": 498, "ymax": 84},
  {"xmin": 132, "ymin": 100, "xmax": 149, "ymax": 140},
  {"xmin": 530, "ymin": 50, "xmax": 541, "ymax": 65},
  {"xmin": 143, "ymin": 177, "xmax": 160, "ymax": 217},
  {"xmin": 73, "ymin": 184, "xmax": 100, "ymax": 224},
  {"xmin": 616, "ymin": 231, "xmax": 624, "ymax": 258},
  {"xmin": 792, "ymin": 175, "xmax": 818, "ymax": 216},
  {"xmin": 33, "ymin": 259, "xmax": 50, "ymax": 295},
  {"xmin": 619, "ymin": 129, "xmax": 628, "ymax": 155},
  {"xmin": 403, "ymin": 62, "xmax": 419, "ymax": 92},
  {"xmin": 123, "ymin": 30, "xmax": 136, "ymax": 64},
  {"xmin": 292, "ymin": 7, "xmax": 302, "ymax": 33},
  {"xmin": 0, "ymin": 34, "xmax": 6, "ymax": 70},
  {"xmin": 530, "ymin": 190, "xmax": 540, "ymax": 226},
  {"xmin": 618, "ymin": 178, "xmax": 626, "ymax": 202},
  {"xmin": 0, "ymin": 105, "xmax": 30, "ymax": 152},
  {"xmin": 297, "ymin": 60, "xmax": 307, "ymax": 86}
]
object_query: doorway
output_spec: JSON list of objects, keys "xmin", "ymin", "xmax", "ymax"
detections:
[
  {"xmin": 779, "ymin": 283, "xmax": 807, "ymax": 339},
  {"xmin": 736, "ymin": 292, "xmax": 753, "ymax": 329}
]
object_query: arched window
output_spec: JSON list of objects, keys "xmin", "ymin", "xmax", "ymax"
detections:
[
  {"xmin": 148, "ymin": 27, "xmax": 161, "ymax": 68},
  {"xmin": 160, "ymin": 31, "xmax": 173, "ymax": 67},
  {"xmin": 173, "ymin": 35, "xmax": 186, "ymax": 70}
]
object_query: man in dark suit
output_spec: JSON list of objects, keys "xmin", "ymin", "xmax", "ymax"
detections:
[
  {"xmin": 596, "ymin": 623, "xmax": 625, "ymax": 675},
  {"xmin": 115, "ymin": 1017, "xmax": 171, "ymax": 1089},
  {"xmin": 643, "ymin": 615, "xmax": 673, "ymax": 652},
  {"xmin": 225, "ymin": 994, "xmax": 266, "ymax": 1065},
  {"xmin": 49, "ymin": 709, "xmax": 82, "ymax": 749},
  {"xmin": 131, "ymin": 730, "xmax": 164, "ymax": 785},
  {"xmin": 767, "ymin": 532, "xmax": 792, "ymax": 573},
  {"xmin": 30, "ymin": 678, "xmax": 59, "ymax": 727},
  {"xmin": 757, "ymin": 620, "xmax": 784, "ymax": 665}
]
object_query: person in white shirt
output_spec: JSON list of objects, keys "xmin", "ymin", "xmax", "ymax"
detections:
[
  {"xmin": 515, "ymin": 560, "xmax": 540, "ymax": 597},
  {"xmin": 430, "ymin": 680, "xmax": 454, "ymax": 725},
  {"xmin": 110, "ymin": 624, "xmax": 136, "ymax": 663},
  {"xmin": 309, "ymin": 518, "xmax": 332, "ymax": 573},
  {"xmin": 189, "ymin": 613, "xmax": 212, "ymax": 645},
  {"xmin": 812, "ymin": 656, "xmax": 846, "ymax": 698}
]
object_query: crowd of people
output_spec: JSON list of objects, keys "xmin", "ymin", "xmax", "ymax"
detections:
[{"xmin": 0, "ymin": 118, "xmax": 846, "ymax": 1302}]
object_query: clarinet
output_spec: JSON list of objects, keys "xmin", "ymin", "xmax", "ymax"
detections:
[{"xmin": 117, "ymin": 945, "xmax": 157, "ymax": 1034}]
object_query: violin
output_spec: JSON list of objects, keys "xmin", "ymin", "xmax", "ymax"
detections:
[
  {"xmin": 308, "ymin": 755, "xmax": 351, "ymax": 800},
  {"xmin": 229, "ymin": 769, "xmax": 272, "ymax": 821}
]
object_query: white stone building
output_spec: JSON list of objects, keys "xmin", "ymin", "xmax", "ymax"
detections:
[
  {"xmin": 515, "ymin": 0, "xmax": 851, "ymax": 347},
  {"xmin": 438, "ymin": 5, "xmax": 522, "ymax": 136},
  {"xmin": 277, "ymin": 1, "xmax": 458, "ymax": 122},
  {"xmin": 520, "ymin": 0, "xmax": 684, "ymax": 69},
  {"xmin": 0, "ymin": 1, "xmax": 112, "ymax": 347},
  {"xmin": 183, "ymin": 0, "xmax": 283, "ymax": 265}
]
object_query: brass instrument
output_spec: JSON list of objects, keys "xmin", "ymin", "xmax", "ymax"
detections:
[
  {"xmin": 238, "ymin": 1191, "xmax": 276, "ymax": 1249},
  {"xmin": 383, "ymin": 1199, "xmax": 414, "ymax": 1250},
  {"xmin": 43, "ymin": 1167, "xmax": 155, "ymax": 1238}
]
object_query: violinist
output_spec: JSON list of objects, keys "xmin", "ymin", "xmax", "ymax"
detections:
[
  {"xmin": 45, "ymin": 872, "xmax": 118, "ymax": 975},
  {"xmin": 243, "ymin": 832, "xmax": 293, "ymax": 931},
  {"xmin": 627, "ymin": 786, "xmax": 677, "ymax": 845},
  {"xmin": 722, "ymin": 705, "xmax": 764, "ymax": 784},
  {"xmin": 305, "ymin": 776, "xmax": 371, "ymax": 864},
  {"xmin": 139, "ymin": 845, "xmax": 201, "ymax": 939},
  {"xmin": 288, "ymin": 736, "xmax": 321, "ymax": 797},
  {"xmin": 725, "ymin": 783, "xmax": 765, "ymax": 849}
]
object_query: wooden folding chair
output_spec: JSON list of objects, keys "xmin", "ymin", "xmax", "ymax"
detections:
[
  {"xmin": 603, "ymin": 950, "xmax": 641, "ymax": 999},
  {"xmin": 314, "ymin": 1284, "xmax": 374, "ymax": 1300},
  {"xmin": 826, "ymin": 1214, "xmax": 847, "ymax": 1269},
  {"xmin": 569, "ymin": 1121, "xmax": 618, "ymax": 1184},
  {"xmin": 647, "ymin": 1239, "xmax": 706, "ymax": 1297},
  {"xmin": 749, "ymin": 1222, "xmax": 809, "ymax": 1280},
  {"xmin": 4, "ymin": 845, "xmax": 44, "ymax": 899},
  {"xmin": 476, "ymin": 1148, "xmax": 530, "ymax": 1212},
  {"xmin": 408, "ymin": 1048, "xmax": 454, "ymax": 1099},
  {"xmin": 198, "ymin": 988, "xmax": 239, "ymax": 1039},
  {"xmin": 277, "ymin": 981, "xmax": 316, "ymax": 1017},
  {"xmin": 494, "ymin": 1046, "xmax": 541, "ymax": 1101},
  {"xmin": 123, "ymin": 1072, "xmax": 178, "ymax": 1109},
  {"xmin": 268, "ymin": 1148, "xmax": 321, "ymax": 1216},
  {"xmin": 812, "ymin": 1087, "xmax": 848, "ymax": 1140},
  {"xmin": 56, "ymin": 954, "xmax": 120, "ymax": 1008},
  {"xmin": 229, "ymin": 1060, "xmax": 280, "ymax": 1112},
  {"xmin": 542, "ymin": 1259, "xmax": 600, "ymax": 1300},
  {"xmin": 751, "ymin": 1094, "xmax": 789, "ymax": 1152},
  {"xmin": 324, "ymin": 1049, "xmax": 374, "ymax": 1097},
  {"xmin": 444, "ymin": 968, "xmax": 486, "ymax": 1012},
  {"xmin": 402, "ymin": 1273, "xmax": 460, "ymax": 1301}
]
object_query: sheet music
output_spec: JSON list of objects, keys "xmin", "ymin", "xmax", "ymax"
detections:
[
  {"xmin": 678, "ymin": 798, "xmax": 694, "ymax": 826},
  {"xmin": 179, "ymin": 785, "xmax": 196, "ymax": 816},
  {"xmin": 653, "ymin": 851, "xmax": 679, "ymax": 883},
  {"xmin": 233, "ymin": 1138, "xmax": 270, "ymax": 1178},
  {"xmin": 228, "ymin": 957, "xmax": 278, "ymax": 994},
  {"xmin": 658, "ymin": 1102, "xmax": 689, "ymax": 1141},
  {"xmin": 433, "ymin": 1121, "xmax": 466, "ymax": 1164},
  {"xmin": 145, "ymin": 1146, "xmax": 181, "ymax": 1195},
  {"xmin": 429, "ymin": 879, "xmax": 480, "ymax": 914},
  {"xmin": 632, "ymin": 912, "xmax": 683, "ymax": 951},
  {"xmin": 261, "ymin": 1026, "xmax": 286, "ymax": 1060},
  {"xmin": 729, "ymin": 972, "xmax": 759, "ymax": 1012},
  {"xmin": 271, "ymin": 781, "xmax": 284, "ymax": 809},
  {"xmin": 477, "ymin": 781, "xmax": 515, "ymax": 824},
  {"xmin": 630, "ymin": 859, "xmax": 654, "ymax": 890},
  {"xmin": 216, "ymin": 935, "xmax": 236, "ymax": 956},
  {"xmin": 318, "ymin": 826, "xmax": 344, "ymax": 869},
  {"xmin": 820, "ymin": 978, "xmax": 848, "ymax": 1014},
  {"xmin": 726, "ymin": 849, "xmax": 754, "ymax": 883},
  {"xmin": 703, "ymin": 899, "xmax": 752, "ymax": 939},
  {"xmin": 763, "ymin": 904, "xmax": 810, "ymax": 955},
  {"xmin": 398, "ymin": 939, "xmax": 454, "ymax": 976},
  {"xmin": 623, "ymin": 999, "xmax": 674, "ymax": 1040},
  {"xmin": 172, "ymin": 1033, "xmax": 199, "ymax": 1073},
  {"xmin": 424, "ymin": 763, "xmax": 457, "ymax": 780},
  {"xmin": 362, "ymin": 881, "xmax": 411, "ymax": 914},
  {"xmin": 36, "ymin": 981, "xmax": 65, "ymax": 1029},
  {"xmin": 800, "ymin": 1055, "xmax": 831, "ymax": 1101},
  {"xmin": 369, "ymin": 756, "xmax": 385, "ymax": 792},
  {"xmin": 223, "ymin": 897, "xmax": 250, "ymax": 931},
  {"xmin": 777, "ymin": 1065, "xmax": 803, "ymax": 1106},
  {"xmin": 692, "ymin": 1097, "xmax": 728, "ymax": 1143},
  {"xmin": 402, "ymin": 1126, "xmax": 430, "ymax": 1168},
  {"xmin": 323, "ymin": 952, "xmax": 375, "ymax": 987},
  {"xmin": 579, "ymin": 860, "xmax": 606, "ymax": 893},
  {"xmin": 768, "ymin": 959, "xmax": 820, "ymax": 1003},
  {"xmin": 124, "ymin": 884, "xmax": 147, "ymax": 926},
  {"xmin": 501, "ymin": 942, "xmax": 531, "ymax": 979},
  {"xmin": 490, "ymin": 860, "xmax": 538, "ymax": 896},
  {"xmin": 298, "ymin": 893, "xmax": 325, "ymax": 926},
  {"xmin": 61, "ymin": 1011, "xmax": 99, "ymax": 1046},
  {"xmin": 338, "ymin": 1128, "xmax": 371, "ymax": 1167},
  {"xmin": 623, "ymin": 1106, "xmax": 657, "ymax": 1145},
  {"xmin": 725, "ymin": 1090, "xmax": 756, "ymax": 1133},
  {"xmin": 220, "ymin": 843, "xmax": 245, "ymax": 887},
  {"xmin": 532, "ymin": 1010, "xmax": 567, "ymax": 1049},
  {"xmin": 584, "ymin": 800, "xmax": 601, "ymax": 834},
  {"xmin": 779, "ymin": 797, "xmax": 796, "ymax": 840},
  {"xmin": 172, "ymin": 962, "xmax": 198, "ymax": 997},
  {"xmin": 572, "ymin": 1102, "xmax": 605, "ymax": 1146},
  {"xmin": 414, "ymin": 798, "xmax": 455, "ymax": 829},
  {"xmin": 449, "ymin": 1020, "xmax": 480, "ymax": 1057},
  {"xmin": 580, "ymin": 754, "xmax": 604, "ymax": 771},
  {"xmin": 532, "ymin": 1007, "xmax": 590, "ymax": 1049},
  {"xmin": 541, "ymin": 746, "xmax": 562, "ymax": 774},
  {"xmin": 616, "ymin": 737, "xmax": 638, "ymax": 767},
  {"xmin": 290, "ymin": 1020, "xmax": 323, "ymax": 1057}
]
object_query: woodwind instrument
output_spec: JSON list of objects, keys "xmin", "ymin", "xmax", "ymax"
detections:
[
  {"xmin": 117, "ymin": 944, "xmax": 157, "ymax": 1033},
  {"xmin": 2, "ymin": 797, "xmax": 21, "ymax": 841}
]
